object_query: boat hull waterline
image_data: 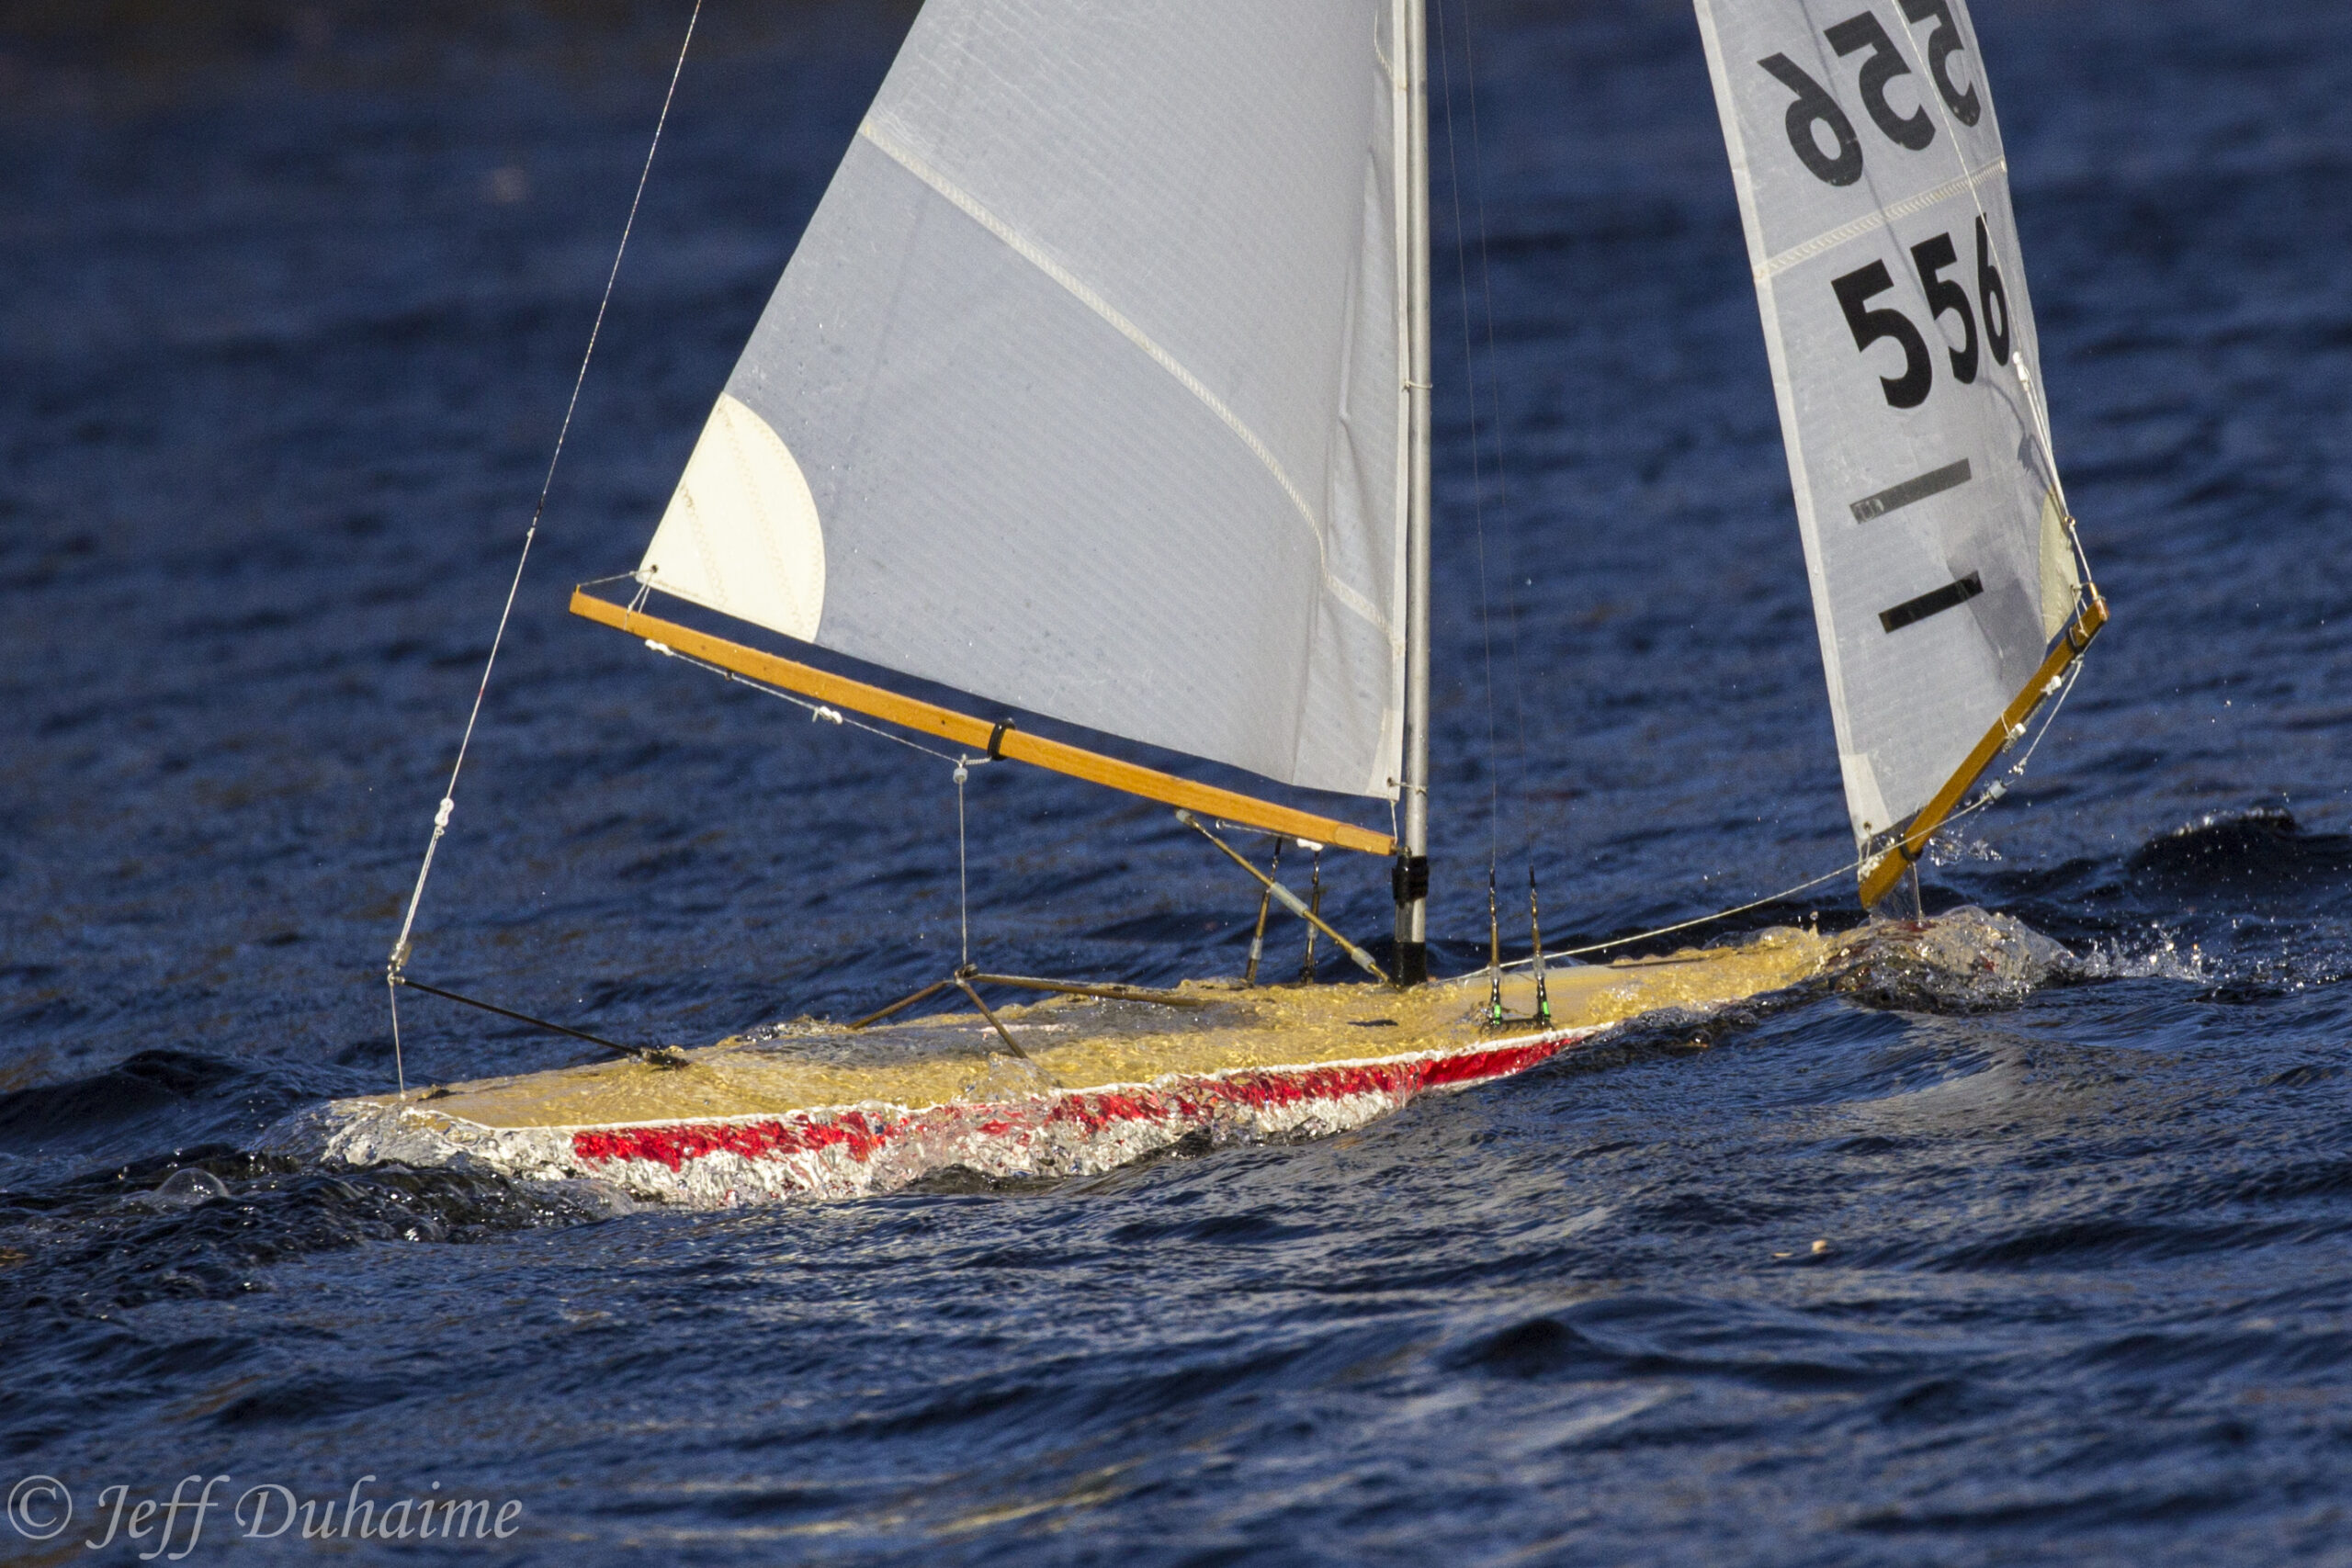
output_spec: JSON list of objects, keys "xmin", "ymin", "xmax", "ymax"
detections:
[
  {"xmin": 274, "ymin": 931, "xmax": 1839, "ymax": 1206},
  {"xmin": 294, "ymin": 1031, "xmax": 1588, "ymax": 1207}
]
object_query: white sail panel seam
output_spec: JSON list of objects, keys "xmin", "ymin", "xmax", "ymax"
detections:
[
  {"xmin": 1754, "ymin": 157, "xmax": 2008, "ymax": 280},
  {"xmin": 856, "ymin": 116, "xmax": 1399, "ymax": 654}
]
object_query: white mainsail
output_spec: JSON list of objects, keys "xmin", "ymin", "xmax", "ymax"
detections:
[
  {"xmin": 1693, "ymin": 0, "xmax": 2081, "ymax": 869},
  {"xmin": 637, "ymin": 0, "xmax": 1415, "ymax": 802}
]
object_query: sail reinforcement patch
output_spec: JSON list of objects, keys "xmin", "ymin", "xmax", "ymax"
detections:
[
  {"xmin": 1880, "ymin": 571, "xmax": 1984, "ymax": 633},
  {"xmin": 639, "ymin": 392, "xmax": 827, "ymax": 642},
  {"xmin": 1850, "ymin": 458, "xmax": 1973, "ymax": 523}
]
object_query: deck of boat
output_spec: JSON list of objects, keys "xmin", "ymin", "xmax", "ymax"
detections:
[{"xmin": 277, "ymin": 928, "xmax": 1834, "ymax": 1205}]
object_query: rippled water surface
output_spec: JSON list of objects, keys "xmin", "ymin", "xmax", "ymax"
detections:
[{"xmin": 4, "ymin": 0, "xmax": 2351, "ymax": 1561}]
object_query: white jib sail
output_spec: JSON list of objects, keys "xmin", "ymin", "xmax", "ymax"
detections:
[
  {"xmin": 638, "ymin": 0, "xmax": 1412, "ymax": 801},
  {"xmin": 1693, "ymin": 0, "xmax": 2080, "ymax": 854}
]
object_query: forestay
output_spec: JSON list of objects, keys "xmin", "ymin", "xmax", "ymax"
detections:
[
  {"xmin": 635, "ymin": 0, "xmax": 1413, "ymax": 801},
  {"xmin": 1693, "ymin": 0, "xmax": 2080, "ymax": 862}
]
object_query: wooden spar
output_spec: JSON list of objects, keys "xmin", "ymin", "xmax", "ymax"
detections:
[
  {"xmin": 1858, "ymin": 593, "xmax": 2109, "ymax": 908},
  {"xmin": 570, "ymin": 588, "xmax": 1397, "ymax": 857}
]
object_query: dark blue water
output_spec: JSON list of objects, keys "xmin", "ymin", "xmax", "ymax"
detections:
[{"xmin": 5, "ymin": 0, "xmax": 2351, "ymax": 1560}]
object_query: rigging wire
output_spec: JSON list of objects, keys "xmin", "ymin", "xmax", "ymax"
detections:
[
  {"xmin": 1501, "ymin": 654, "xmax": 2086, "ymax": 966},
  {"xmin": 955, "ymin": 759, "xmax": 973, "ymax": 970},
  {"xmin": 380, "ymin": 0, "xmax": 703, "ymax": 1093},
  {"xmin": 1430, "ymin": 0, "xmax": 1506, "ymax": 892},
  {"xmin": 642, "ymin": 636, "xmax": 989, "ymax": 969},
  {"xmin": 640, "ymin": 637, "xmax": 981, "ymax": 769},
  {"xmin": 386, "ymin": 973, "xmax": 408, "ymax": 1100},
  {"xmin": 1452, "ymin": 0, "xmax": 1539, "ymax": 827},
  {"xmin": 1437, "ymin": 0, "xmax": 1549, "ymax": 998},
  {"xmin": 1455, "ymin": 0, "xmax": 1552, "ymax": 997}
]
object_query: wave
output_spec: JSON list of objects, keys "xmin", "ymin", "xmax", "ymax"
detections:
[{"xmin": 2127, "ymin": 807, "xmax": 2352, "ymax": 894}]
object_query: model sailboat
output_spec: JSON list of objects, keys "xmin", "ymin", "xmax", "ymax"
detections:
[{"xmin": 283, "ymin": 0, "xmax": 2103, "ymax": 1203}]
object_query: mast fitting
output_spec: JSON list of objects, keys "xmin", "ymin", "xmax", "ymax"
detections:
[{"xmin": 1391, "ymin": 852, "xmax": 1430, "ymax": 987}]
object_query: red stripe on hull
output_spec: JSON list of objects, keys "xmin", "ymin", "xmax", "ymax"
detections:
[{"xmin": 570, "ymin": 1033, "xmax": 1581, "ymax": 1179}]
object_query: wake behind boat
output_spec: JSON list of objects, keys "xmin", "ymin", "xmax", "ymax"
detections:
[{"xmin": 328, "ymin": 0, "xmax": 2109, "ymax": 1203}]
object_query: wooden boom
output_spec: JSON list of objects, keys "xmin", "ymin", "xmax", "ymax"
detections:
[
  {"xmin": 1858, "ymin": 593, "xmax": 2109, "ymax": 908},
  {"xmin": 570, "ymin": 588, "xmax": 1396, "ymax": 857}
]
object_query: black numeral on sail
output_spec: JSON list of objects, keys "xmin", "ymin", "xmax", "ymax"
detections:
[
  {"xmin": 1909, "ymin": 232, "xmax": 1977, "ymax": 383},
  {"xmin": 1834, "ymin": 261, "xmax": 1933, "ymax": 409},
  {"xmin": 1759, "ymin": 5, "xmax": 1980, "ymax": 185},
  {"xmin": 1825, "ymin": 12, "xmax": 1933, "ymax": 151},
  {"xmin": 1898, "ymin": 0, "xmax": 1982, "ymax": 125},
  {"xmin": 1758, "ymin": 55, "xmax": 1862, "ymax": 186},
  {"xmin": 1975, "ymin": 216, "xmax": 2010, "ymax": 365},
  {"xmin": 1835, "ymin": 224, "xmax": 2015, "ymax": 407}
]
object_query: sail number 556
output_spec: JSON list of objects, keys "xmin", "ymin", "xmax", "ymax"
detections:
[
  {"xmin": 1759, "ymin": 0, "xmax": 1980, "ymax": 186},
  {"xmin": 1833, "ymin": 217, "xmax": 2009, "ymax": 409}
]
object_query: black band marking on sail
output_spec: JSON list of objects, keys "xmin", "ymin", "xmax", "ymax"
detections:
[
  {"xmin": 1881, "ymin": 571, "xmax": 1984, "ymax": 633},
  {"xmin": 1851, "ymin": 457, "xmax": 1973, "ymax": 522}
]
